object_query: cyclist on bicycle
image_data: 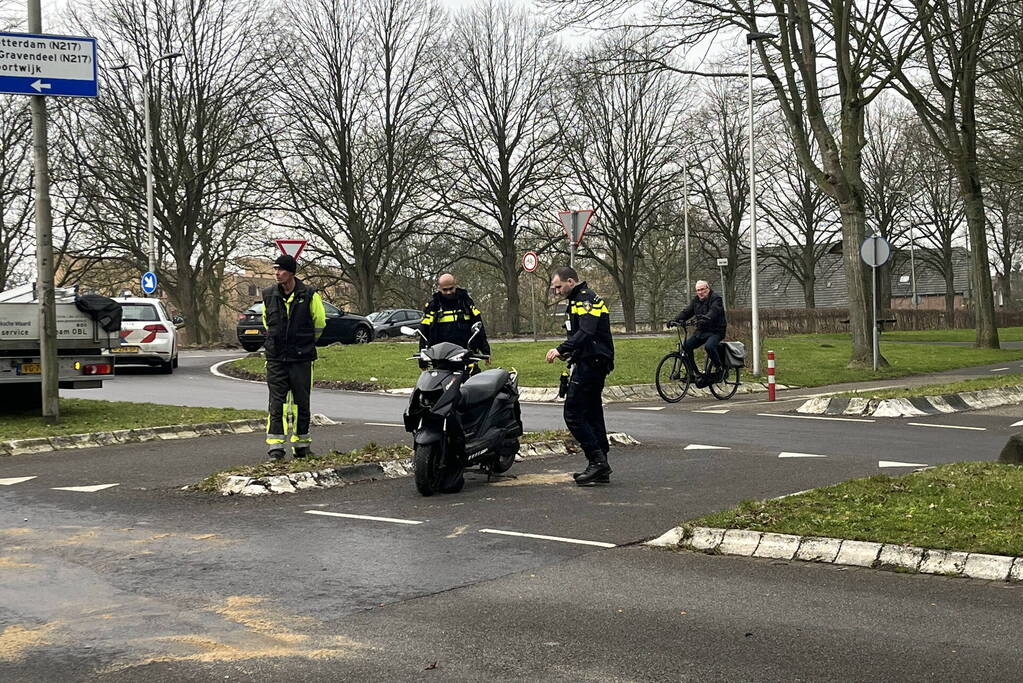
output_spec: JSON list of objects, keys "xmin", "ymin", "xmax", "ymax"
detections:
[{"xmin": 666, "ymin": 280, "xmax": 727, "ymax": 384}]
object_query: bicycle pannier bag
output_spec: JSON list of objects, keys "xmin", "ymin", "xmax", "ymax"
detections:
[{"xmin": 721, "ymin": 341, "xmax": 745, "ymax": 368}]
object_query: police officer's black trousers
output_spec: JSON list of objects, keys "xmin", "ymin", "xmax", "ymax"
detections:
[
  {"xmin": 563, "ymin": 358, "xmax": 610, "ymax": 457},
  {"xmin": 266, "ymin": 360, "xmax": 313, "ymax": 452}
]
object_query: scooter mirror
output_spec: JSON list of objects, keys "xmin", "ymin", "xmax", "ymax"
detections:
[{"xmin": 399, "ymin": 326, "xmax": 417, "ymax": 336}]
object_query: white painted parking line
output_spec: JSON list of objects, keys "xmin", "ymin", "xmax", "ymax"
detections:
[
  {"xmin": 990, "ymin": 367, "xmax": 1010, "ymax": 372},
  {"xmin": 479, "ymin": 528, "xmax": 616, "ymax": 548},
  {"xmin": 758, "ymin": 413, "xmax": 875, "ymax": 423},
  {"xmin": 907, "ymin": 422, "xmax": 986, "ymax": 431},
  {"xmin": 879, "ymin": 460, "xmax": 928, "ymax": 468},
  {"xmin": 684, "ymin": 444, "xmax": 730, "ymax": 450},
  {"xmin": 693, "ymin": 408, "xmax": 730, "ymax": 414},
  {"xmin": 363, "ymin": 422, "xmax": 405, "ymax": 428},
  {"xmin": 304, "ymin": 510, "xmax": 423, "ymax": 525},
  {"xmin": 1012, "ymin": 419, "xmax": 1023, "ymax": 427},
  {"xmin": 51, "ymin": 483, "xmax": 119, "ymax": 492},
  {"xmin": 778, "ymin": 452, "xmax": 827, "ymax": 458},
  {"xmin": 628, "ymin": 406, "xmax": 665, "ymax": 411},
  {"xmin": 0, "ymin": 476, "xmax": 37, "ymax": 486}
]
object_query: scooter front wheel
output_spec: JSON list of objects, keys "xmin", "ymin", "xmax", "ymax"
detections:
[{"xmin": 414, "ymin": 443, "xmax": 444, "ymax": 496}]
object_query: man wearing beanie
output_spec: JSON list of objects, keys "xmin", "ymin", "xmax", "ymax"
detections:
[{"xmin": 261, "ymin": 254, "xmax": 326, "ymax": 461}]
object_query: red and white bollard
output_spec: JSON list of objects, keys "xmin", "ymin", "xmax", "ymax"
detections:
[{"xmin": 767, "ymin": 350, "xmax": 776, "ymax": 401}]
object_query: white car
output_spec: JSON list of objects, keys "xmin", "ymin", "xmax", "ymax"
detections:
[{"xmin": 103, "ymin": 297, "xmax": 181, "ymax": 373}]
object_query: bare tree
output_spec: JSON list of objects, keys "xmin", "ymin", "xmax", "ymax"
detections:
[
  {"xmin": 875, "ymin": 0, "xmax": 1005, "ymax": 348},
  {"xmin": 985, "ymin": 175, "xmax": 1023, "ymax": 306},
  {"xmin": 268, "ymin": 0, "xmax": 448, "ymax": 316},
  {"xmin": 60, "ymin": 0, "xmax": 279, "ymax": 342},
  {"xmin": 436, "ymin": 0, "xmax": 565, "ymax": 333},
  {"xmin": 558, "ymin": 32, "xmax": 687, "ymax": 332},
  {"xmin": 0, "ymin": 96, "xmax": 32, "ymax": 290}
]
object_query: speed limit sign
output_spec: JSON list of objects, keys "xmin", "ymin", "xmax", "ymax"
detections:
[{"xmin": 522, "ymin": 251, "xmax": 539, "ymax": 272}]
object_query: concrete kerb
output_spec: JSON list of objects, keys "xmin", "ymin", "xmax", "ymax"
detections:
[
  {"xmin": 385, "ymin": 381, "xmax": 795, "ymax": 404},
  {"xmin": 207, "ymin": 432, "xmax": 641, "ymax": 497},
  {"xmin": 0, "ymin": 417, "xmax": 315, "ymax": 457},
  {"xmin": 647, "ymin": 526, "xmax": 1023, "ymax": 583},
  {"xmin": 797, "ymin": 383, "xmax": 1023, "ymax": 418}
]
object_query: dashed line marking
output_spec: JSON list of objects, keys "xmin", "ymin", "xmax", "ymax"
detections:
[
  {"xmin": 774, "ymin": 489, "xmax": 813, "ymax": 499},
  {"xmin": 758, "ymin": 413, "xmax": 875, "ymax": 423},
  {"xmin": 363, "ymin": 422, "xmax": 404, "ymax": 428},
  {"xmin": 684, "ymin": 444, "xmax": 730, "ymax": 451},
  {"xmin": 693, "ymin": 409, "xmax": 730, "ymax": 414},
  {"xmin": 1012, "ymin": 419, "xmax": 1023, "ymax": 427},
  {"xmin": 879, "ymin": 460, "xmax": 928, "ymax": 468},
  {"xmin": 990, "ymin": 367, "xmax": 1010, "ymax": 372},
  {"xmin": 479, "ymin": 528, "xmax": 616, "ymax": 548},
  {"xmin": 0, "ymin": 476, "xmax": 37, "ymax": 486},
  {"xmin": 778, "ymin": 452, "xmax": 827, "ymax": 458},
  {"xmin": 628, "ymin": 406, "xmax": 665, "ymax": 411},
  {"xmin": 907, "ymin": 422, "xmax": 986, "ymax": 431},
  {"xmin": 304, "ymin": 510, "xmax": 423, "ymax": 525},
  {"xmin": 51, "ymin": 483, "xmax": 119, "ymax": 492}
]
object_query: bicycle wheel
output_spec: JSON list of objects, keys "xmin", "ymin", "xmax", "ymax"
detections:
[
  {"xmin": 655, "ymin": 353, "xmax": 691, "ymax": 403},
  {"xmin": 709, "ymin": 366, "xmax": 741, "ymax": 400}
]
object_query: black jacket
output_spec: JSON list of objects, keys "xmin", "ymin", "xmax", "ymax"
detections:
[
  {"xmin": 420, "ymin": 288, "xmax": 491, "ymax": 355},
  {"xmin": 557, "ymin": 282, "xmax": 614, "ymax": 368},
  {"xmin": 673, "ymin": 290, "xmax": 727, "ymax": 335},
  {"xmin": 262, "ymin": 278, "xmax": 318, "ymax": 362}
]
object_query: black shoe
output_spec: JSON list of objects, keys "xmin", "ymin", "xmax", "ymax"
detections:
[
  {"xmin": 572, "ymin": 458, "xmax": 609, "ymax": 484},
  {"xmin": 293, "ymin": 447, "xmax": 313, "ymax": 459},
  {"xmin": 694, "ymin": 376, "xmax": 709, "ymax": 389},
  {"xmin": 268, "ymin": 448, "xmax": 286, "ymax": 462}
]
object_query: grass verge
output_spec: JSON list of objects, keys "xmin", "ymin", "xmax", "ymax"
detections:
[
  {"xmin": 836, "ymin": 374, "xmax": 1023, "ymax": 400},
  {"xmin": 1, "ymin": 398, "xmax": 263, "ymax": 441},
  {"xmin": 194, "ymin": 429, "xmax": 574, "ymax": 492},
  {"xmin": 227, "ymin": 334, "xmax": 1023, "ymax": 389},
  {"xmin": 689, "ymin": 462, "xmax": 1023, "ymax": 556}
]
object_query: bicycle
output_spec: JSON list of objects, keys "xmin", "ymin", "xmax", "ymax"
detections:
[{"xmin": 655, "ymin": 319, "xmax": 742, "ymax": 402}]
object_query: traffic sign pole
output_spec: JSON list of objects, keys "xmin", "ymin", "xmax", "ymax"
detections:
[
  {"xmin": 860, "ymin": 235, "xmax": 891, "ymax": 372},
  {"xmin": 521, "ymin": 251, "xmax": 539, "ymax": 342}
]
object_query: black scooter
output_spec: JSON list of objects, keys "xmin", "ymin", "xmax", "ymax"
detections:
[{"xmin": 401, "ymin": 323, "xmax": 523, "ymax": 496}]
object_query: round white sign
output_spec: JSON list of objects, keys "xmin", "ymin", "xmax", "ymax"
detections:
[
  {"xmin": 522, "ymin": 251, "xmax": 539, "ymax": 272},
  {"xmin": 860, "ymin": 235, "xmax": 891, "ymax": 268}
]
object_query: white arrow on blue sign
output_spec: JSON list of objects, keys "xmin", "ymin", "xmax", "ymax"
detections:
[
  {"xmin": 0, "ymin": 32, "xmax": 98, "ymax": 98},
  {"xmin": 141, "ymin": 271, "xmax": 158, "ymax": 294}
]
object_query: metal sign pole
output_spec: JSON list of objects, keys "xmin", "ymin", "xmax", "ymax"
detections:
[
  {"xmin": 872, "ymin": 243, "xmax": 879, "ymax": 372},
  {"xmin": 530, "ymin": 276, "xmax": 537, "ymax": 342},
  {"xmin": 719, "ymin": 264, "xmax": 726, "ymax": 310},
  {"xmin": 28, "ymin": 0, "xmax": 58, "ymax": 423}
]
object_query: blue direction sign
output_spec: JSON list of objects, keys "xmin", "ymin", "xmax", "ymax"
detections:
[
  {"xmin": 141, "ymin": 271, "xmax": 158, "ymax": 295},
  {"xmin": 0, "ymin": 32, "xmax": 98, "ymax": 98}
]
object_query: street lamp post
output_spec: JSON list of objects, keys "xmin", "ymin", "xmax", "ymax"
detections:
[
  {"xmin": 747, "ymin": 31, "xmax": 775, "ymax": 377},
  {"xmin": 143, "ymin": 52, "xmax": 183, "ymax": 277},
  {"xmin": 683, "ymin": 158, "xmax": 690, "ymax": 296},
  {"xmin": 909, "ymin": 223, "xmax": 918, "ymax": 308}
]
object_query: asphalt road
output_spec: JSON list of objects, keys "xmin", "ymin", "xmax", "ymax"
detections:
[{"xmin": 1, "ymin": 350, "xmax": 1018, "ymax": 680}]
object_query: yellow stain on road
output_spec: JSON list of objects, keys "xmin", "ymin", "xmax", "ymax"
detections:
[
  {"xmin": 0, "ymin": 557, "xmax": 41, "ymax": 570},
  {"xmin": 0, "ymin": 622, "xmax": 59, "ymax": 662},
  {"xmin": 492, "ymin": 472, "xmax": 573, "ymax": 487}
]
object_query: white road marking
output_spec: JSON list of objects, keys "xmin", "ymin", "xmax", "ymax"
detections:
[
  {"xmin": 1012, "ymin": 419, "xmax": 1023, "ymax": 427},
  {"xmin": 363, "ymin": 422, "xmax": 405, "ymax": 428},
  {"xmin": 990, "ymin": 367, "xmax": 1010, "ymax": 372},
  {"xmin": 479, "ymin": 528, "xmax": 616, "ymax": 548},
  {"xmin": 51, "ymin": 483, "xmax": 119, "ymax": 492},
  {"xmin": 0, "ymin": 476, "xmax": 37, "ymax": 486},
  {"xmin": 739, "ymin": 397, "xmax": 805, "ymax": 406},
  {"xmin": 693, "ymin": 408, "xmax": 730, "ymax": 414},
  {"xmin": 778, "ymin": 452, "xmax": 827, "ymax": 458},
  {"xmin": 628, "ymin": 406, "xmax": 665, "ymax": 411},
  {"xmin": 304, "ymin": 510, "xmax": 423, "ymax": 525},
  {"xmin": 758, "ymin": 413, "xmax": 875, "ymax": 423},
  {"xmin": 907, "ymin": 422, "xmax": 986, "ymax": 431},
  {"xmin": 795, "ymin": 384, "xmax": 905, "ymax": 399},
  {"xmin": 684, "ymin": 444, "xmax": 730, "ymax": 450},
  {"xmin": 209, "ymin": 358, "xmax": 263, "ymax": 384},
  {"xmin": 879, "ymin": 460, "xmax": 928, "ymax": 468},
  {"xmin": 773, "ymin": 489, "xmax": 813, "ymax": 499}
]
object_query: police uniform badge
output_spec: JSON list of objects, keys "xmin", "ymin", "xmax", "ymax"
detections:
[{"xmin": 582, "ymin": 301, "xmax": 592, "ymax": 312}]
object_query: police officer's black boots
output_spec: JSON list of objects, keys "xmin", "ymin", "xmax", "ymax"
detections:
[
  {"xmin": 575, "ymin": 450, "xmax": 612, "ymax": 486},
  {"xmin": 268, "ymin": 449, "xmax": 285, "ymax": 462}
]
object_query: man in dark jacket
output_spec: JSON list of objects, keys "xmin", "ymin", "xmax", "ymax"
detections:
[
  {"xmin": 262, "ymin": 254, "xmax": 326, "ymax": 461},
  {"xmin": 545, "ymin": 266, "xmax": 615, "ymax": 486},
  {"xmin": 669, "ymin": 279, "xmax": 727, "ymax": 382},
  {"xmin": 420, "ymin": 274, "xmax": 491, "ymax": 364}
]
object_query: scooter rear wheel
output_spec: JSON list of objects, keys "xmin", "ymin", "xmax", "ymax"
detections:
[{"xmin": 492, "ymin": 438, "xmax": 519, "ymax": 474}]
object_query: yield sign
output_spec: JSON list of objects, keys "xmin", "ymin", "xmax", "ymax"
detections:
[
  {"xmin": 275, "ymin": 239, "xmax": 307, "ymax": 259},
  {"xmin": 558, "ymin": 210, "xmax": 593, "ymax": 246}
]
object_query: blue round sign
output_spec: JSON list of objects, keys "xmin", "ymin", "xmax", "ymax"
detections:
[{"xmin": 141, "ymin": 271, "xmax": 158, "ymax": 294}]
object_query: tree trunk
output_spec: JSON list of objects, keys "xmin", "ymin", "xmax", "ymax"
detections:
[
  {"xmin": 501, "ymin": 249, "xmax": 521, "ymax": 334},
  {"xmin": 960, "ymin": 188, "xmax": 1000, "ymax": 348},
  {"xmin": 944, "ymin": 259, "xmax": 956, "ymax": 322},
  {"xmin": 837, "ymin": 203, "xmax": 877, "ymax": 366}
]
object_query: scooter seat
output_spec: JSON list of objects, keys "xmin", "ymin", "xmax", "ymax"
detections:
[{"xmin": 460, "ymin": 368, "xmax": 511, "ymax": 406}]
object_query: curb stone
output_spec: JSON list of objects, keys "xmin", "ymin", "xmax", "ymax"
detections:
[
  {"xmin": 386, "ymin": 382, "xmax": 796, "ymax": 404},
  {"xmin": 0, "ymin": 416, "xmax": 337, "ymax": 457},
  {"xmin": 209, "ymin": 432, "xmax": 640, "ymax": 496},
  {"xmin": 647, "ymin": 526, "xmax": 1023, "ymax": 583},
  {"xmin": 797, "ymin": 383, "xmax": 1023, "ymax": 418}
]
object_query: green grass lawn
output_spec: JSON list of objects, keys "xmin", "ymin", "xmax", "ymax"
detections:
[
  {"xmin": 880, "ymin": 326, "xmax": 1023, "ymax": 342},
  {"xmin": 688, "ymin": 462, "xmax": 1023, "ymax": 556},
  {"xmin": 228, "ymin": 334, "xmax": 1023, "ymax": 389},
  {"xmin": 2, "ymin": 399, "xmax": 264, "ymax": 440},
  {"xmin": 837, "ymin": 373, "xmax": 1023, "ymax": 400}
]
